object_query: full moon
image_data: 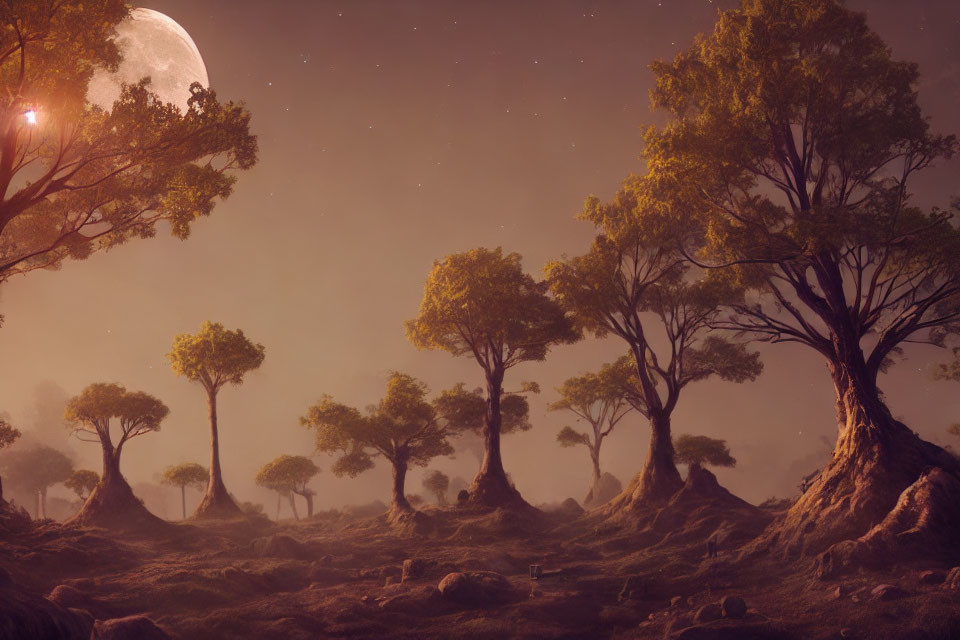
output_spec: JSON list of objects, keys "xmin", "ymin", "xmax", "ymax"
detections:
[{"xmin": 87, "ymin": 8, "xmax": 209, "ymax": 113}]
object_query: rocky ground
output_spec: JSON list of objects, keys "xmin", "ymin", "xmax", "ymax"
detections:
[{"xmin": 2, "ymin": 469, "xmax": 960, "ymax": 640}]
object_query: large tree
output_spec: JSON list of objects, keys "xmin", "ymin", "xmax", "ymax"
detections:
[
  {"xmin": 0, "ymin": 417, "xmax": 21, "ymax": 502},
  {"xmin": 160, "ymin": 463, "xmax": 208, "ymax": 520},
  {"xmin": 550, "ymin": 362, "xmax": 634, "ymax": 507},
  {"xmin": 408, "ymin": 247, "xmax": 578, "ymax": 508},
  {"xmin": 255, "ymin": 455, "xmax": 320, "ymax": 519},
  {"xmin": 65, "ymin": 383, "xmax": 168, "ymax": 525},
  {"xmin": 0, "ymin": 445, "xmax": 72, "ymax": 518},
  {"xmin": 168, "ymin": 321, "xmax": 265, "ymax": 519},
  {"xmin": 301, "ymin": 372, "xmax": 455, "ymax": 520},
  {"xmin": 0, "ymin": 1, "xmax": 256, "ymax": 285},
  {"xmin": 673, "ymin": 434, "xmax": 736, "ymax": 473},
  {"xmin": 546, "ymin": 190, "xmax": 762, "ymax": 508},
  {"xmin": 641, "ymin": 0, "xmax": 960, "ymax": 557}
]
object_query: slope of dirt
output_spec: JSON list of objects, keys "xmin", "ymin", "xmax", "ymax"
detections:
[{"xmin": 1, "ymin": 491, "xmax": 960, "ymax": 640}]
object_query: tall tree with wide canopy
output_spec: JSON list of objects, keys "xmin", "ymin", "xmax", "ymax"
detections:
[
  {"xmin": 160, "ymin": 463, "xmax": 208, "ymax": 520},
  {"xmin": 550, "ymin": 362, "xmax": 634, "ymax": 506},
  {"xmin": 0, "ymin": 445, "xmax": 73, "ymax": 518},
  {"xmin": 546, "ymin": 189, "xmax": 762, "ymax": 508},
  {"xmin": 301, "ymin": 372, "xmax": 455, "ymax": 520},
  {"xmin": 0, "ymin": 1, "xmax": 256, "ymax": 286},
  {"xmin": 168, "ymin": 321, "xmax": 265, "ymax": 519},
  {"xmin": 0, "ymin": 417, "xmax": 21, "ymax": 502},
  {"xmin": 65, "ymin": 383, "xmax": 168, "ymax": 525},
  {"xmin": 408, "ymin": 247, "xmax": 578, "ymax": 508},
  {"xmin": 641, "ymin": 0, "xmax": 960, "ymax": 557},
  {"xmin": 255, "ymin": 455, "xmax": 320, "ymax": 519}
]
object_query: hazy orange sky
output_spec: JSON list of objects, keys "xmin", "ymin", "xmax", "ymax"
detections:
[{"xmin": 1, "ymin": 0, "xmax": 958, "ymax": 516}]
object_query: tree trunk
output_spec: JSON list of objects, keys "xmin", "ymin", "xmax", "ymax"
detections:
[
  {"xmin": 276, "ymin": 492, "xmax": 281, "ymax": 520},
  {"xmin": 305, "ymin": 492, "xmax": 314, "ymax": 518},
  {"xmin": 70, "ymin": 439, "xmax": 163, "ymax": 529},
  {"xmin": 604, "ymin": 410, "xmax": 683, "ymax": 515},
  {"xmin": 40, "ymin": 487, "xmax": 47, "ymax": 519},
  {"xmin": 287, "ymin": 493, "xmax": 299, "ymax": 521},
  {"xmin": 390, "ymin": 459, "xmax": 413, "ymax": 514},
  {"xmin": 756, "ymin": 353, "xmax": 960, "ymax": 560},
  {"xmin": 35, "ymin": 489, "xmax": 41, "ymax": 519},
  {"xmin": 180, "ymin": 486, "xmax": 186, "ymax": 520},
  {"xmin": 584, "ymin": 447, "xmax": 602, "ymax": 506},
  {"xmin": 469, "ymin": 367, "xmax": 529, "ymax": 509},
  {"xmin": 193, "ymin": 388, "xmax": 241, "ymax": 519}
]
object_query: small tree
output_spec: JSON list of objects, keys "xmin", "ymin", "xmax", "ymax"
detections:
[
  {"xmin": 65, "ymin": 383, "xmax": 168, "ymax": 525},
  {"xmin": 161, "ymin": 463, "xmax": 208, "ymax": 520},
  {"xmin": 255, "ymin": 455, "xmax": 320, "ymax": 520},
  {"xmin": 0, "ymin": 417, "xmax": 22, "ymax": 502},
  {"xmin": 550, "ymin": 362, "xmax": 634, "ymax": 506},
  {"xmin": 0, "ymin": 445, "xmax": 73, "ymax": 518},
  {"xmin": 423, "ymin": 470, "xmax": 450, "ymax": 505},
  {"xmin": 673, "ymin": 435, "xmax": 736, "ymax": 473},
  {"xmin": 301, "ymin": 372, "xmax": 454, "ymax": 519},
  {"xmin": 168, "ymin": 321, "xmax": 266, "ymax": 519},
  {"xmin": 65, "ymin": 470, "xmax": 100, "ymax": 501},
  {"xmin": 408, "ymin": 247, "xmax": 578, "ymax": 508}
]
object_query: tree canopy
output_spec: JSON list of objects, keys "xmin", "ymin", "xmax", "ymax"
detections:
[
  {"xmin": 0, "ymin": 1, "xmax": 257, "ymax": 283},
  {"xmin": 65, "ymin": 469, "xmax": 99, "ymax": 499},
  {"xmin": 161, "ymin": 463, "xmax": 208, "ymax": 491},
  {"xmin": 167, "ymin": 322, "xmax": 266, "ymax": 394},
  {"xmin": 255, "ymin": 455, "xmax": 319, "ymax": 495},
  {"xmin": 65, "ymin": 383, "xmax": 169, "ymax": 454},
  {"xmin": 0, "ymin": 417, "xmax": 21, "ymax": 449},
  {"xmin": 673, "ymin": 434, "xmax": 736, "ymax": 469},
  {"xmin": 423, "ymin": 469, "xmax": 450, "ymax": 504},
  {"xmin": 0, "ymin": 445, "xmax": 73, "ymax": 496}
]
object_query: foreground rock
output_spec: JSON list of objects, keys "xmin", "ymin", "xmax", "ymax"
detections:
[
  {"xmin": 437, "ymin": 571, "xmax": 513, "ymax": 606},
  {"xmin": 91, "ymin": 615, "xmax": 171, "ymax": 640}
]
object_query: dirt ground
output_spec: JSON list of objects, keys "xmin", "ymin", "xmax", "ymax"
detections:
[{"xmin": 2, "ymin": 484, "xmax": 959, "ymax": 640}]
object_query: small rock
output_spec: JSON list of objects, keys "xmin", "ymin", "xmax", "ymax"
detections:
[
  {"xmin": 670, "ymin": 595, "xmax": 684, "ymax": 608},
  {"xmin": 437, "ymin": 571, "xmax": 513, "ymax": 606},
  {"xmin": 720, "ymin": 595, "xmax": 747, "ymax": 619},
  {"xmin": 91, "ymin": 615, "xmax": 171, "ymax": 640},
  {"xmin": 47, "ymin": 584, "xmax": 91, "ymax": 610},
  {"xmin": 871, "ymin": 584, "xmax": 907, "ymax": 601},
  {"xmin": 360, "ymin": 595, "xmax": 374, "ymax": 604},
  {"xmin": 456, "ymin": 490, "xmax": 469, "ymax": 505},
  {"xmin": 693, "ymin": 602, "xmax": 722, "ymax": 624},
  {"xmin": 833, "ymin": 585, "xmax": 849, "ymax": 600},
  {"xmin": 402, "ymin": 558, "xmax": 430, "ymax": 582},
  {"xmin": 919, "ymin": 570, "xmax": 946, "ymax": 586}
]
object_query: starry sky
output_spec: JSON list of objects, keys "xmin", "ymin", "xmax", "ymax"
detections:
[{"xmin": 1, "ymin": 0, "xmax": 959, "ymax": 516}]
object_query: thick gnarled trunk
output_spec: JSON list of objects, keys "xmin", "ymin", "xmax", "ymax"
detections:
[
  {"xmin": 194, "ymin": 388, "xmax": 241, "ymax": 519},
  {"xmin": 389, "ymin": 459, "xmax": 413, "ymax": 515},
  {"xmin": 756, "ymin": 353, "xmax": 960, "ymax": 560},
  {"xmin": 71, "ymin": 440, "xmax": 161, "ymax": 528},
  {"xmin": 604, "ymin": 411, "xmax": 683, "ymax": 515},
  {"xmin": 469, "ymin": 367, "xmax": 529, "ymax": 509}
]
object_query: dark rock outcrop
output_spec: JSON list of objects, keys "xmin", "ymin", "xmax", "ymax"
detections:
[{"xmin": 437, "ymin": 571, "xmax": 513, "ymax": 606}]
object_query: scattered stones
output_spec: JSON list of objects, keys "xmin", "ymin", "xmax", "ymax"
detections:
[
  {"xmin": 91, "ymin": 615, "xmax": 171, "ymax": 640},
  {"xmin": 693, "ymin": 602, "xmax": 723, "ymax": 624},
  {"xmin": 720, "ymin": 595, "xmax": 747, "ymax": 619},
  {"xmin": 919, "ymin": 570, "xmax": 946, "ymax": 586},
  {"xmin": 402, "ymin": 558, "xmax": 431, "ymax": 582},
  {"xmin": 871, "ymin": 584, "xmax": 907, "ymax": 601},
  {"xmin": 437, "ymin": 571, "xmax": 513, "ymax": 606}
]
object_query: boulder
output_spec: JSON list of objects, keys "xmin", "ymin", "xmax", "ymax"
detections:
[
  {"xmin": 871, "ymin": 584, "xmax": 907, "ymax": 601},
  {"xmin": 555, "ymin": 498, "xmax": 585, "ymax": 517},
  {"xmin": 693, "ymin": 603, "xmax": 722, "ymax": 624},
  {"xmin": 91, "ymin": 616, "xmax": 171, "ymax": 640},
  {"xmin": 402, "ymin": 558, "xmax": 431, "ymax": 582},
  {"xmin": 720, "ymin": 595, "xmax": 747, "ymax": 619},
  {"xmin": 249, "ymin": 534, "xmax": 307, "ymax": 559},
  {"xmin": 437, "ymin": 571, "xmax": 513, "ymax": 606},
  {"xmin": 47, "ymin": 585, "xmax": 94, "ymax": 611},
  {"xmin": 919, "ymin": 570, "xmax": 946, "ymax": 586},
  {"xmin": 456, "ymin": 490, "xmax": 470, "ymax": 505}
]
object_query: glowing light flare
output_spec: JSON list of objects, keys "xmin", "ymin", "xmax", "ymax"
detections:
[{"xmin": 23, "ymin": 110, "xmax": 37, "ymax": 125}]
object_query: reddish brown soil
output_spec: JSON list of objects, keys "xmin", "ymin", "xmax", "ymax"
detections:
[{"xmin": 1, "ymin": 480, "xmax": 959, "ymax": 640}]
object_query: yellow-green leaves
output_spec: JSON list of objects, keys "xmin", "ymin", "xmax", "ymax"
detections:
[
  {"xmin": 161, "ymin": 463, "xmax": 208, "ymax": 490},
  {"xmin": 65, "ymin": 469, "xmax": 100, "ymax": 498},
  {"xmin": 407, "ymin": 247, "xmax": 579, "ymax": 372},
  {"xmin": 65, "ymin": 382, "xmax": 169, "ymax": 444},
  {"xmin": 0, "ymin": 418, "xmax": 21, "ymax": 449},
  {"xmin": 167, "ymin": 321, "xmax": 266, "ymax": 392},
  {"xmin": 556, "ymin": 426, "xmax": 590, "ymax": 449},
  {"xmin": 255, "ymin": 455, "xmax": 319, "ymax": 494},
  {"xmin": 673, "ymin": 434, "xmax": 736, "ymax": 469}
]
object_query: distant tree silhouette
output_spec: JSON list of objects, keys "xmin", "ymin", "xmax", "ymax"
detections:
[
  {"xmin": 255, "ymin": 455, "xmax": 320, "ymax": 519},
  {"xmin": 161, "ymin": 463, "xmax": 208, "ymax": 520},
  {"xmin": 422, "ymin": 470, "xmax": 450, "ymax": 505},
  {"xmin": 673, "ymin": 435, "xmax": 736, "ymax": 473},
  {"xmin": 0, "ymin": 445, "xmax": 72, "ymax": 518},
  {"xmin": 550, "ymin": 362, "xmax": 634, "ymax": 507},
  {"xmin": 168, "ymin": 322, "xmax": 265, "ymax": 519},
  {"xmin": 0, "ymin": 2, "xmax": 257, "ymax": 287},
  {"xmin": 408, "ymin": 247, "xmax": 578, "ymax": 508},
  {"xmin": 66, "ymin": 383, "xmax": 168, "ymax": 526},
  {"xmin": 302, "ymin": 372, "xmax": 455, "ymax": 520}
]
